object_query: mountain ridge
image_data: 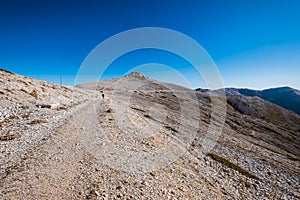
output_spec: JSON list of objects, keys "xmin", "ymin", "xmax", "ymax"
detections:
[
  {"xmin": 226, "ymin": 87, "xmax": 300, "ymax": 116},
  {"xmin": 195, "ymin": 86, "xmax": 300, "ymax": 116}
]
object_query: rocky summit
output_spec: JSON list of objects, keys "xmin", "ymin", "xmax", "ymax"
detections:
[{"xmin": 0, "ymin": 70, "xmax": 299, "ymax": 199}]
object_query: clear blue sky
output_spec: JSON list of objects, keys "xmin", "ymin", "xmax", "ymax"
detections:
[{"xmin": 0, "ymin": 0, "xmax": 299, "ymax": 89}]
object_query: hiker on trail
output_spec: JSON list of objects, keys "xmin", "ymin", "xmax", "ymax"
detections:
[{"xmin": 102, "ymin": 93, "xmax": 105, "ymax": 99}]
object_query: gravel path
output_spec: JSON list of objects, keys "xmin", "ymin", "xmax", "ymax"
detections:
[
  {"xmin": 0, "ymin": 99, "xmax": 101, "ymax": 199},
  {"xmin": 0, "ymin": 94, "xmax": 231, "ymax": 199}
]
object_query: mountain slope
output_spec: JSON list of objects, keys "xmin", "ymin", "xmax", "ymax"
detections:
[
  {"xmin": 78, "ymin": 72, "xmax": 300, "ymax": 198},
  {"xmin": 196, "ymin": 86, "xmax": 300, "ymax": 158},
  {"xmin": 226, "ymin": 94, "xmax": 300, "ymax": 157},
  {"xmin": 226, "ymin": 87, "xmax": 300, "ymax": 115},
  {"xmin": 0, "ymin": 68, "xmax": 96, "ymax": 188},
  {"xmin": 1, "ymin": 71, "xmax": 299, "ymax": 199}
]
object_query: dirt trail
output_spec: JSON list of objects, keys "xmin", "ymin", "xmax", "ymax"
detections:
[
  {"xmin": 1, "ymin": 99, "xmax": 102, "ymax": 199},
  {"xmin": 0, "ymin": 93, "xmax": 220, "ymax": 199}
]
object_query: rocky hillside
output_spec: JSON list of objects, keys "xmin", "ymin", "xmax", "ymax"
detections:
[
  {"xmin": 225, "ymin": 87, "xmax": 300, "ymax": 115},
  {"xmin": 0, "ymin": 69, "xmax": 96, "ymax": 183},
  {"xmin": 0, "ymin": 71, "xmax": 299, "ymax": 199},
  {"xmin": 78, "ymin": 72, "xmax": 300, "ymax": 199}
]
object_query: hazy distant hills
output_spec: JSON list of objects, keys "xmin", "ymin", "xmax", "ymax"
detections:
[{"xmin": 225, "ymin": 87, "xmax": 300, "ymax": 116}]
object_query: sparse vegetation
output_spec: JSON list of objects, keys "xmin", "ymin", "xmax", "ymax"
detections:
[{"xmin": 207, "ymin": 153, "xmax": 259, "ymax": 180}]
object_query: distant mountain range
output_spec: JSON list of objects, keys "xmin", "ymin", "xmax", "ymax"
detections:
[
  {"xmin": 224, "ymin": 87, "xmax": 300, "ymax": 116},
  {"xmin": 196, "ymin": 86, "xmax": 300, "ymax": 116}
]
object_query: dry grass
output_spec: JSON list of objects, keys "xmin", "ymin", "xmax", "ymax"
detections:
[{"xmin": 207, "ymin": 153, "xmax": 259, "ymax": 180}]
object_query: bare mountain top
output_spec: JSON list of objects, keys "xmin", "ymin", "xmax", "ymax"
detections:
[
  {"xmin": 125, "ymin": 72, "xmax": 149, "ymax": 80},
  {"xmin": 1, "ymin": 70, "xmax": 299, "ymax": 199}
]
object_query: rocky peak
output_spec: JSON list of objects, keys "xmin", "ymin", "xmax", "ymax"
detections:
[{"xmin": 125, "ymin": 72, "xmax": 148, "ymax": 80}]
